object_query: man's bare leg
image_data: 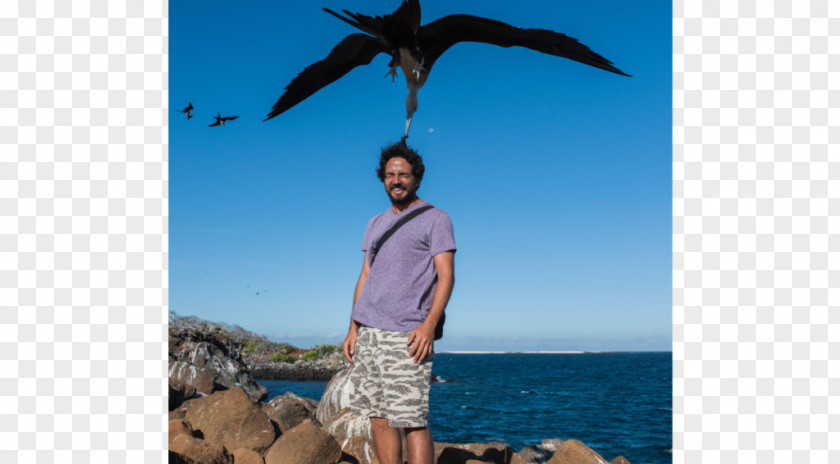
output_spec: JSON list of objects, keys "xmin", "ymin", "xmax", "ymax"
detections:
[
  {"xmin": 370, "ymin": 417, "xmax": 402, "ymax": 464},
  {"xmin": 405, "ymin": 427, "xmax": 434, "ymax": 464}
]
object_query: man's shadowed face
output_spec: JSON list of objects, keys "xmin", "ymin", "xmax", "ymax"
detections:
[{"xmin": 383, "ymin": 156, "xmax": 420, "ymax": 207}]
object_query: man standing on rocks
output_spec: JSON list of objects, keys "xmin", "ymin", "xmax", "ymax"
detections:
[{"xmin": 343, "ymin": 141, "xmax": 456, "ymax": 464}]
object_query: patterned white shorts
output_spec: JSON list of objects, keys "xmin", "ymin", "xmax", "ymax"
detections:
[{"xmin": 349, "ymin": 325, "xmax": 434, "ymax": 428}]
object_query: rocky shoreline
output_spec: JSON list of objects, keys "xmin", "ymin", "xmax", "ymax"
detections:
[
  {"xmin": 168, "ymin": 322, "xmax": 642, "ymax": 464},
  {"xmin": 169, "ymin": 322, "xmax": 346, "ymax": 384},
  {"xmin": 249, "ymin": 361, "xmax": 343, "ymax": 381}
]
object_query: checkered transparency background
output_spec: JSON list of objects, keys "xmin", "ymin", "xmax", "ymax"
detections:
[
  {"xmin": 1, "ymin": 0, "xmax": 168, "ymax": 463},
  {"xmin": 674, "ymin": 1, "xmax": 839, "ymax": 463},
  {"xmin": 0, "ymin": 0, "xmax": 837, "ymax": 462}
]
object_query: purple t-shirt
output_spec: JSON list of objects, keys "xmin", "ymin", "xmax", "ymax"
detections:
[{"xmin": 351, "ymin": 201, "xmax": 456, "ymax": 332}]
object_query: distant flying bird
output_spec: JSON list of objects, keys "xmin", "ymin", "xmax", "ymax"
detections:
[
  {"xmin": 180, "ymin": 102, "xmax": 194, "ymax": 119},
  {"xmin": 209, "ymin": 113, "xmax": 239, "ymax": 127},
  {"xmin": 265, "ymin": 0, "xmax": 629, "ymax": 137}
]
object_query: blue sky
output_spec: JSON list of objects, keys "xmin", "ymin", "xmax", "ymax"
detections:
[{"xmin": 169, "ymin": 0, "xmax": 672, "ymax": 351}]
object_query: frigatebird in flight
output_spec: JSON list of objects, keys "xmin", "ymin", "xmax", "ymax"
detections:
[
  {"xmin": 180, "ymin": 102, "xmax": 194, "ymax": 120},
  {"xmin": 265, "ymin": 0, "xmax": 629, "ymax": 137},
  {"xmin": 209, "ymin": 113, "xmax": 239, "ymax": 127}
]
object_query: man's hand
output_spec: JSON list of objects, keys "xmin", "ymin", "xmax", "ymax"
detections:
[
  {"xmin": 343, "ymin": 330, "xmax": 358, "ymax": 364},
  {"xmin": 407, "ymin": 323, "xmax": 435, "ymax": 363}
]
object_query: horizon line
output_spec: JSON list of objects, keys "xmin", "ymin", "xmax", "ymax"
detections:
[{"xmin": 436, "ymin": 350, "xmax": 672, "ymax": 354}]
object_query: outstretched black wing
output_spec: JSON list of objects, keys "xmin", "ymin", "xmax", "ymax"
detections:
[
  {"xmin": 265, "ymin": 33, "xmax": 389, "ymax": 121},
  {"xmin": 418, "ymin": 14, "xmax": 629, "ymax": 76},
  {"xmin": 323, "ymin": 0, "xmax": 420, "ymax": 40},
  {"xmin": 209, "ymin": 120, "xmax": 221, "ymax": 127},
  {"xmin": 222, "ymin": 115, "xmax": 239, "ymax": 122}
]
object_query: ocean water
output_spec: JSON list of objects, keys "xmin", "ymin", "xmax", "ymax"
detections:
[{"xmin": 261, "ymin": 352, "xmax": 672, "ymax": 464}]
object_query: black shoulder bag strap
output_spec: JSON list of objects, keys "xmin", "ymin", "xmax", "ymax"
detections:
[
  {"xmin": 367, "ymin": 204, "xmax": 446, "ymax": 340},
  {"xmin": 369, "ymin": 205, "xmax": 434, "ymax": 266}
]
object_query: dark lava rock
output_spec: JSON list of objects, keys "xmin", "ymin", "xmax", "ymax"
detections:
[{"xmin": 169, "ymin": 327, "xmax": 268, "ymax": 404}]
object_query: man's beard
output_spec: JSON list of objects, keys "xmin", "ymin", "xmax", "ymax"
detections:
[{"xmin": 388, "ymin": 186, "xmax": 417, "ymax": 207}]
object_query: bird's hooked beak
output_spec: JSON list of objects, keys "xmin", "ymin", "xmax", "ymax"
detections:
[{"xmin": 404, "ymin": 115, "xmax": 413, "ymax": 138}]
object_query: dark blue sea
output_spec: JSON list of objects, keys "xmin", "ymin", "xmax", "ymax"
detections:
[{"xmin": 261, "ymin": 352, "xmax": 672, "ymax": 464}]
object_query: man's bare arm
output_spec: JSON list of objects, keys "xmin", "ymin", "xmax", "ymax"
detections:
[
  {"xmin": 353, "ymin": 251, "xmax": 371, "ymax": 306},
  {"xmin": 407, "ymin": 250, "xmax": 455, "ymax": 363},
  {"xmin": 343, "ymin": 252, "xmax": 371, "ymax": 364}
]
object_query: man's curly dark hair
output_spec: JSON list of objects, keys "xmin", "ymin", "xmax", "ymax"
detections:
[{"xmin": 376, "ymin": 142, "xmax": 425, "ymax": 183}]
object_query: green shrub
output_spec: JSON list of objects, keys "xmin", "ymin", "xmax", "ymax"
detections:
[
  {"xmin": 306, "ymin": 344, "xmax": 341, "ymax": 359},
  {"xmin": 317, "ymin": 344, "xmax": 340, "ymax": 355},
  {"xmin": 303, "ymin": 350, "xmax": 318, "ymax": 362},
  {"xmin": 244, "ymin": 340, "xmax": 259, "ymax": 353},
  {"xmin": 270, "ymin": 352, "xmax": 297, "ymax": 364}
]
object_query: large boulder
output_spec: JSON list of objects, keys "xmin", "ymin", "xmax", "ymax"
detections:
[
  {"xmin": 168, "ymin": 450, "xmax": 190, "ymax": 464},
  {"xmin": 316, "ymin": 366, "xmax": 373, "ymax": 442},
  {"xmin": 231, "ymin": 448, "xmax": 265, "ymax": 464},
  {"xmin": 339, "ymin": 436, "xmax": 380, "ymax": 464},
  {"xmin": 261, "ymin": 392, "xmax": 319, "ymax": 433},
  {"xmin": 264, "ymin": 422, "xmax": 342, "ymax": 464},
  {"xmin": 316, "ymin": 365, "xmax": 354, "ymax": 423},
  {"xmin": 170, "ymin": 382, "xmax": 197, "ymax": 411},
  {"xmin": 169, "ymin": 420, "xmax": 233, "ymax": 464},
  {"xmin": 517, "ymin": 446, "xmax": 553, "ymax": 463},
  {"xmin": 517, "ymin": 439, "xmax": 566, "ymax": 463},
  {"xmin": 169, "ymin": 327, "xmax": 269, "ymax": 404},
  {"xmin": 546, "ymin": 439, "xmax": 610, "ymax": 464},
  {"xmin": 170, "ymin": 432, "xmax": 233, "ymax": 464},
  {"xmin": 169, "ymin": 387, "xmax": 277, "ymax": 455},
  {"xmin": 539, "ymin": 440, "xmax": 565, "ymax": 453},
  {"xmin": 169, "ymin": 420, "xmax": 196, "ymax": 447},
  {"xmin": 511, "ymin": 452, "xmax": 536, "ymax": 464},
  {"xmin": 434, "ymin": 442, "xmax": 515, "ymax": 464},
  {"xmin": 322, "ymin": 407, "xmax": 373, "ymax": 443}
]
